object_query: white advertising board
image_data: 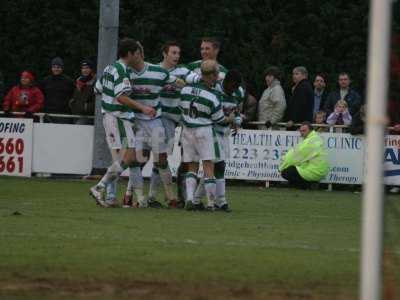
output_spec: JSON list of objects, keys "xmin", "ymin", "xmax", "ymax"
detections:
[
  {"xmin": 32, "ymin": 123, "xmax": 94, "ymax": 174},
  {"xmin": 140, "ymin": 129, "xmax": 365, "ymax": 185},
  {"xmin": 383, "ymin": 135, "xmax": 400, "ymax": 185},
  {"xmin": 226, "ymin": 130, "xmax": 364, "ymax": 184},
  {"xmin": 0, "ymin": 118, "xmax": 33, "ymax": 177}
]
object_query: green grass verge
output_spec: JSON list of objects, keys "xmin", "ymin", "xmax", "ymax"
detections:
[{"xmin": 0, "ymin": 177, "xmax": 398, "ymax": 299}]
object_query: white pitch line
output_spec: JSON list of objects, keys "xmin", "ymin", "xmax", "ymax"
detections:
[{"xmin": 1, "ymin": 232, "xmax": 399, "ymax": 255}]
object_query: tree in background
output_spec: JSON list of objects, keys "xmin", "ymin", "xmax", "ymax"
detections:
[{"xmin": 1, "ymin": 0, "xmax": 399, "ymax": 100}]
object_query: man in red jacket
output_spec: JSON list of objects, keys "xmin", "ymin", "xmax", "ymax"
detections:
[{"xmin": 3, "ymin": 71, "xmax": 44, "ymax": 118}]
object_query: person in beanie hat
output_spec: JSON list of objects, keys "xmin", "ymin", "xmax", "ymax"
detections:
[
  {"xmin": 80, "ymin": 59, "xmax": 94, "ymax": 69},
  {"xmin": 3, "ymin": 70, "xmax": 44, "ymax": 118},
  {"xmin": 39, "ymin": 57, "xmax": 74, "ymax": 123},
  {"xmin": 51, "ymin": 57, "xmax": 64, "ymax": 67},
  {"xmin": 76, "ymin": 59, "xmax": 95, "ymax": 90},
  {"xmin": 69, "ymin": 58, "xmax": 96, "ymax": 124}
]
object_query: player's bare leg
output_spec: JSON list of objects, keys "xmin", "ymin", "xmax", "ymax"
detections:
[{"xmin": 155, "ymin": 152, "xmax": 177, "ymax": 208}]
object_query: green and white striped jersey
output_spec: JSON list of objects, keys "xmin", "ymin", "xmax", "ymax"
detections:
[
  {"xmin": 158, "ymin": 64, "xmax": 191, "ymax": 123},
  {"xmin": 186, "ymin": 60, "xmax": 228, "ymax": 82},
  {"xmin": 130, "ymin": 62, "xmax": 175, "ymax": 120},
  {"xmin": 214, "ymin": 80, "xmax": 246, "ymax": 134},
  {"xmin": 96, "ymin": 59, "xmax": 134, "ymax": 120},
  {"xmin": 180, "ymin": 82, "xmax": 225, "ymax": 127}
]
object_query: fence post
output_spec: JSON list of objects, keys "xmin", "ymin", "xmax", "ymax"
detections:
[{"xmin": 92, "ymin": 0, "xmax": 120, "ymax": 172}]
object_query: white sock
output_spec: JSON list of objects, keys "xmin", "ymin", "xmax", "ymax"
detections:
[
  {"xmin": 99, "ymin": 161, "xmax": 124, "ymax": 187},
  {"xmin": 106, "ymin": 178, "xmax": 118, "ymax": 200},
  {"xmin": 159, "ymin": 166, "xmax": 175, "ymax": 201},
  {"xmin": 204, "ymin": 178, "xmax": 217, "ymax": 207},
  {"xmin": 216, "ymin": 178, "xmax": 227, "ymax": 207},
  {"xmin": 126, "ymin": 166, "xmax": 136, "ymax": 196},
  {"xmin": 149, "ymin": 168, "xmax": 160, "ymax": 198},
  {"xmin": 185, "ymin": 172, "xmax": 197, "ymax": 203},
  {"xmin": 130, "ymin": 167, "xmax": 146, "ymax": 206},
  {"xmin": 194, "ymin": 177, "xmax": 206, "ymax": 203}
]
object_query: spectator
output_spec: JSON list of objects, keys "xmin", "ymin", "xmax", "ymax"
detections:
[
  {"xmin": 257, "ymin": 66, "xmax": 286, "ymax": 129},
  {"xmin": 324, "ymin": 72, "xmax": 361, "ymax": 116},
  {"xmin": 279, "ymin": 122, "xmax": 329, "ymax": 189},
  {"xmin": 326, "ymin": 100, "xmax": 352, "ymax": 126},
  {"xmin": 285, "ymin": 66, "xmax": 314, "ymax": 128},
  {"xmin": 40, "ymin": 57, "xmax": 74, "ymax": 123},
  {"xmin": 349, "ymin": 104, "xmax": 366, "ymax": 135},
  {"xmin": 239, "ymin": 83, "xmax": 258, "ymax": 129},
  {"xmin": 313, "ymin": 73, "xmax": 329, "ymax": 116},
  {"xmin": 314, "ymin": 111, "xmax": 328, "ymax": 133},
  {"xmin": 69, "ymin": 59, "xmax": 96, "ymax": 125},
  {"xmin": 2, "ymin": 70, "xmax": 44, "ymax": 118}
]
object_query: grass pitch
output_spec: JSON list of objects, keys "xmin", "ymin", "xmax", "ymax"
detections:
[{"xmin": 0, "ymin": 177, "xmax": 399, "ymax": 299}]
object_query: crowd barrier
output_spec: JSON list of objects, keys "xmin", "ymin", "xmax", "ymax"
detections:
[
  {"xmin": 0, "ymin": 111, "xmax": 95, "ymax": 123},
  {"xmin": 0, "ymin": 113, "xmax": 399, "ymax": 186}
]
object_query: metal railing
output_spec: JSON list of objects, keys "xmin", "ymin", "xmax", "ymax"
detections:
[
  {"xmin": 0, "ymin": 111, "xmax": 94, "ymax": 123},
  {"xmin": 1, "ymin": 112, "xmax": 396, "ymax": 132},
  {"xmin": 247, "ymin": 121, "xmax": 350, "ymax": 133},
  {"xmin": 247, "ymin": 121, "xmax": 397, "ymax": 133}
]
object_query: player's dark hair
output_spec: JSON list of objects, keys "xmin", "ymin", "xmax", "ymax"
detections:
[
  {"xmin": 201, "ymin": 37, "xmax": 221, "ymax": 49},
  {"xmin": 118, "ymin": 38, "xmax": 140, "ymax": 58},
  {"xmin": 161, "ymin": 41, "xmax": 181, "ymax": 54},
  {"xmin": 224, "ymin": 69, "xmax": 242, "ymax": 86}
]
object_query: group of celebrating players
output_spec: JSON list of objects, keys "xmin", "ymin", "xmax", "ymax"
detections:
[{"xmin": 89, "ymin": 37, "xmax": 244, "ymax": 212}]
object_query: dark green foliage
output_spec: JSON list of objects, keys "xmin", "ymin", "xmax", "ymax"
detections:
[
  {"xmin": 0, "ymin": 0, "xmax": 399, "ymax": 97},
  {"xmin": 0, "ymin": 0, "xmax": 99, "ymax": 86}
]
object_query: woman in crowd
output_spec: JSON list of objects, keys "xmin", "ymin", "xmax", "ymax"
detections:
[
  {"xmin": 2, "ymin": 70, "xmax": 44, "ymax": 118},
  {"xmin": 257, "ymin": 66, "xmax": 286, "ymax": 129}
]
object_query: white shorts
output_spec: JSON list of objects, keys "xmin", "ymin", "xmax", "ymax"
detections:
[
  {"xmin": 161, "ymin": 117, "xmax": 177, "ymax": 155},
  {"xmin": 215, "ymin": 132, "xmax": 230, "ymax": 162},
  {"xmin": 134, "ymin": 118, "xmax": 168, "ymax": 154},
  {"xmin": 181, "ymin": 126, "xmax": 221, "ymax": 162},
  {"xmin": 103, "ymin": 113, "xmax": 135, "ymax": 150}
]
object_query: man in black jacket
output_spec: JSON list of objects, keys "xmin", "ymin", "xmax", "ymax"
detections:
[
  {"xmin": 323, "ymin": 72, "xmax": 361, "ymax": 116},
  {"xmin": 286, "ymin": 66, "xmax": 314, "ymax": 128},
  {"xmin": 313, "ymin": 73, "xmax": 329, "ymax": 117},
  {"xmin": 40, "ymin": 57, "xmax": 74, "ymax": 123}
]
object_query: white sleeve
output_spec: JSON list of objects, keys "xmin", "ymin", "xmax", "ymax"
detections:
[
  {"xmin": 185, "ymin": 71, "xmax": 201, "ymax": 84},
  {"xmin": 94, "ymin": 78, "xmax": 103, "ymax": 94}
]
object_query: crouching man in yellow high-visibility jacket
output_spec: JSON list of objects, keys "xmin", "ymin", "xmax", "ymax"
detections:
[{"xmin": 279, "ymin": 122, "xmax": 330, "ymax": 189}]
